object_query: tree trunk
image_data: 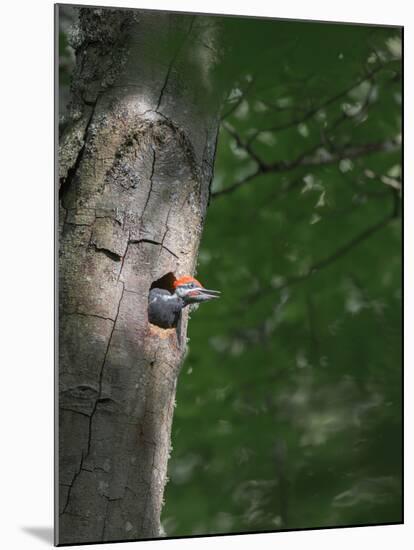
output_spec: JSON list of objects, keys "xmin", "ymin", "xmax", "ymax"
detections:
[{"xmin": 57, "ymin": 8, "xmax": 220, "ymax": 544}]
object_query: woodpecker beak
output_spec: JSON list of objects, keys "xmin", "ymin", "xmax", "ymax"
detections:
[
  {"xmin": 185, "ymin": 287, "xmax": 221, "ymax": 303},
  {"xmin": 195, "ymin": 288, "xmax": 221, "ymax": 301}
]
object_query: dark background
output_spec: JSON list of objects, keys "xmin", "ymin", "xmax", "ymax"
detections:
[{"xmin": 60, "ymin": 7, "xmax": 402, "ymax": 537}]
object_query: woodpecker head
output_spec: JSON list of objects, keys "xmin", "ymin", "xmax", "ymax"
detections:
[{"xmin": 173, "ymin": 276, "xmax": 221, "ymax": 305}]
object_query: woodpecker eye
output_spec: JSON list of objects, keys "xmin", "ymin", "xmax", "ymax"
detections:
[{"xmin": 183, "ymin": 282, "xmax": 195, "ymax": 289}]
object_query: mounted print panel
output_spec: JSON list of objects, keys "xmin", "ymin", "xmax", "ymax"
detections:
[{"xmin": 56, "ymin": 4, "xmax": 403, "ymax": 545}]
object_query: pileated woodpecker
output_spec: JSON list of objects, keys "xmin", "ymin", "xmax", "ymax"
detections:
[{"xmin": 148, "ymin": 275, "xmax": 220, "ymax": 329}]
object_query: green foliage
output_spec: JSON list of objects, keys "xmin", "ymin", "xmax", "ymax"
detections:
[{"xmin": 162, "ymin": 17, "xmax": 402, "ymax": 536}]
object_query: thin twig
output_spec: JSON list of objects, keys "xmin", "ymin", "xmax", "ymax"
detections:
[{"xmin": 223, "ymin": 122, "xmax": 268, "ymax": 170}]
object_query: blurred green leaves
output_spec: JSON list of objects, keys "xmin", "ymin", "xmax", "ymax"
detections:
[{"xmin": 163, "ymin": 17, "xmax": 401, "ymax": 536}]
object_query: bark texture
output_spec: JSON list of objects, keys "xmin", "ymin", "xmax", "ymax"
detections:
[{"xmin": 58, "ymin": 8, "xmax": 220, "ymax": 544}]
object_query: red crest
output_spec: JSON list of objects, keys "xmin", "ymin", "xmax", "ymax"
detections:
[{"xmin": 173, "ymin": 276, "xmax": 203, "ymax": 289}]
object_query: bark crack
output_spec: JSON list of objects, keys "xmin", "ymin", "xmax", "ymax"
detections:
[
  {"xmin": 90, "ymin": 243, "xmax": 122, "ymax": 262},
  {"xmin": 66, "ymin": 311, "xmax": 116, "ymax": 322},
  {"xmin": 155, "ymin": 17, "xmax": 195, "ymax": 112},
  {"xmin": 140, "ymin": 434, "xmax": 157, "ymax": 532},
  {"xmin": 86, "ymin": 282, "xmax": 125, "ymax": 457},
  {"xmin": 141, "ymin": 147, "xmax": 156, "ymax": 220},
  {"xmin": 117, "ymin": 231, "xmax": 131, "ymax": 282},
  {"xmin": 130, "ymin": 238, "xmax": 178, "ymax": 259},
  {"xmin": 157, "ymin": 204, "xmax": 174, "ymax": 264},
  {"xmin": 118, "ymin": 235, "xmax": 178, "ymax": 286},
  {"xmin": 60, "ymin": 407, "xmax": 91, "ymax": 419},
  {"xmin": 59, "ymin": 98, "xmax": 99, "ymax": 204},
  {"xmin": 60, "ymin": 452, "xmax": 86, "ymax": 516},
  {"xmin": 60, "ymin": 282, "xmax": 125, "ymax": 518},
  {"xmin": 207, "ymin": 122, "xmax": 220, "ymax": 205}
]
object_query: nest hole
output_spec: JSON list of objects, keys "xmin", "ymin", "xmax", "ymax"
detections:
[
  {"xmin": 150, "ymin": 272, "xmax": 176, "ymax": 294},
  {"xmin": 148, "ymin": 272, "xmax": 183, "ymax": 337}
]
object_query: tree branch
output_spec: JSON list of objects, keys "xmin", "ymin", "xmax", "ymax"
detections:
[
  {"xmin": 212, "ymin": 138, "xmax": 399, "ymax": 199},
  {"xmin": 247, "ymin": 60, "xmax": 399, "ymax": 145},
  {"xmin": 244, "ymin": 192, "xmax": 399, "ymax": 308},
  {"xmin": 213, "ymin": 72, "xmax": 399, "ymax": 200}
]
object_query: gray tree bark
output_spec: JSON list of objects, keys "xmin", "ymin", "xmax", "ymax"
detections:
[{"xmin": 57, "ymin": 7, "xmax": 221, "ymax": 544}]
